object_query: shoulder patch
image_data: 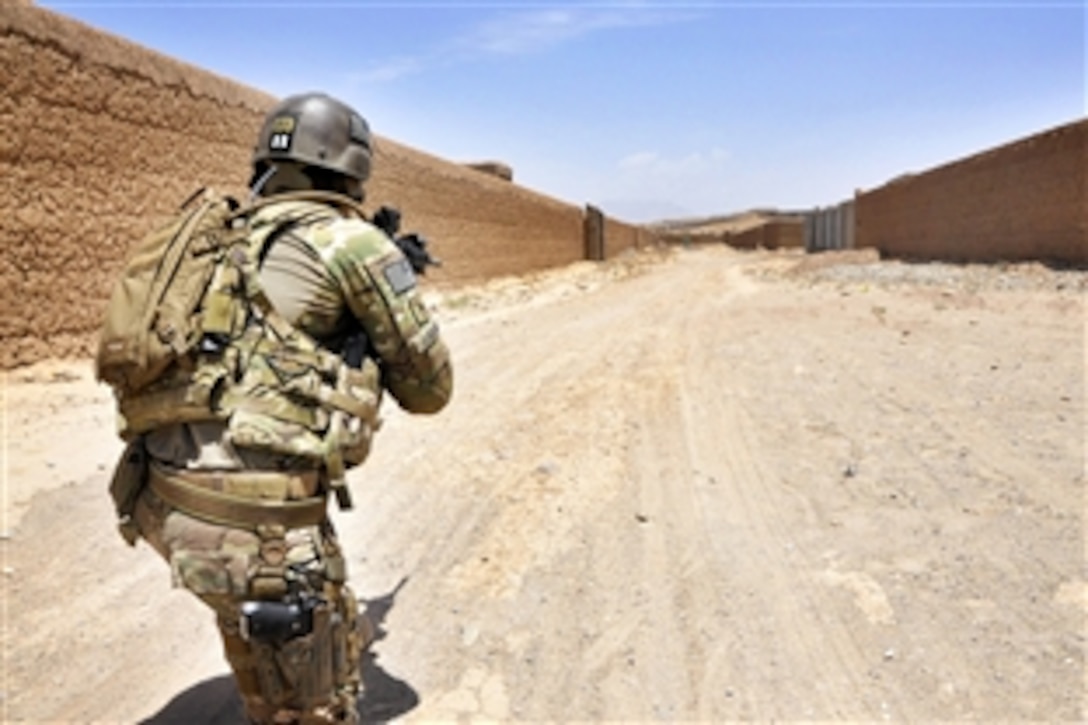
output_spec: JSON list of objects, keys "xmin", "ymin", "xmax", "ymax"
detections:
[{"xmin": 383, "ymin": 257, "xmax": 417, "ymax": 295}]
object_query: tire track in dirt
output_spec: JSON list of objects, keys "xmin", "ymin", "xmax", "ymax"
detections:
[
  {"xmin": 697, "ymin": 262, "xmax": 1085, "ymax": 720},
  {"xmin": 5, "ymin": 247, "xmax": 1082, "ymax": 722},
  {"xmin": 681, "ymin": 383, "xmax": 888, "ymax": 719},
  {"xmin": 341, "ymin": 256, "xmax": 688, "ymax": 721},
  {"xmin": 670, "ymin": 263, "xmax": 899, "ymax": 721}
]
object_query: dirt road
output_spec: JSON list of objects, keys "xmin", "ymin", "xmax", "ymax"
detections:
[{"xmin": 3, "ymin": 245, "xmax": 1084, "ymax": 722}]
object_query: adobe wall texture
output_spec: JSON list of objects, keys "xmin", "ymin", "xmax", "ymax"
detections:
[
  {"xmin": 365, "ymin": 139, "xmax": 586, "ymax": 286},
  {"xmin": 856, "ymin": 119, "xmax": 1087, "ymax": 264},
  {"xmin": 729, "ymin": 221, "xmax": 805, "ymax": 250},
  {"xmin": 603, "ymin": 216, "xmax": 656, "ymax": 258},
  {"xmin": 656, "ymin": 231, "xmax": 727, "ymax": 247},
  {"xmin": 0, "ymin": 3, "xmax": 610, "ymax": 367},
  {"xmin": 1, "ymin": 3, "xmax": 273, "ymax": 366}
]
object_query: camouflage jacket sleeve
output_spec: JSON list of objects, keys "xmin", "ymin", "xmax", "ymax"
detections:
[{"xmin": 309, "ymin": 216, "xmax": 453, "ymax": 414}]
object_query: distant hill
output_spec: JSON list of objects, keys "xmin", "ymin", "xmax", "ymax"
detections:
[{"xmin": 649, "ymin": 208, "xmax": 808, "ymax": 234}]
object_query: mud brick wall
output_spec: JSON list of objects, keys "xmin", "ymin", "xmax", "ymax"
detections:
[
  {"xmin": 1, "ymin": 3, "xmax": 272, "ymax": 367},
  {"xmin": 603, "ymin": 216, "xmax": 655, "ymax": 257},
  {"xmin": 0, "ymin": 3, "xmax": 597, "ymax": 367},
  {"xmin": 657, "ymin": 231, "xmax": 727, "ymax": 247},
  {"xmin": 729, "ymin": 221, "xmax": 804, "ymax": 250},
  {"xmin": 365, "ymin": 139, "xmax": 585, "ymax": 286},
  {"xmin": 856, "ymin": 119, "xmax": 1087, "ymax": 264}
]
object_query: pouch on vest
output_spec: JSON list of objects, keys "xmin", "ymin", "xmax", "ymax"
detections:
[{"xmin": 109, "ymin": 437, "xmax": 149, "ymax": 546}]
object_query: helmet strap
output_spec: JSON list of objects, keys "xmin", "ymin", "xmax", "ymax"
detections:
[{"xmin": 250, "ymin": 164, "xmax": 278, "ymax": 200}]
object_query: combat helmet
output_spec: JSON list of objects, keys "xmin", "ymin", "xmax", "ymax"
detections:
[{"xmin": 251, "ymin": 92, "xmax": 373, "ymax": 192}]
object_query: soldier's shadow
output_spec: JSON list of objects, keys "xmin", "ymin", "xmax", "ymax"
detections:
[{"xmin": 142, "ymin": 580, "xmax": 419, "ymax": 725}]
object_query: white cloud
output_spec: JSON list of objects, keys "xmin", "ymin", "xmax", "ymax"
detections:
[
  {"xmin": 616, "ymin": 147, "xmax": 731, "ymax": 177},
  {"xmin": 349, "ymin": 6, "xmax": 697, "ymax": 85},
  {"xmin": 618, "ymin": 151, "xmax": 661, "ymax": 169},
  {"xmin": 348, "ymin": 56, "xmax": 427, "ymax": 84},
  {"xmin": 461, "ymin": 7, "xmax": 693, "ymax": 56},
  {"xmin": 465, "ymin": 10, "xmax": 585, "ymax": 55}
]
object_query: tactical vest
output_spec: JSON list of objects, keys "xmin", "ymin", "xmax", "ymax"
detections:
[{"xmin": 97, "ymin": 189, "xmax": 382, "ymax": 510}]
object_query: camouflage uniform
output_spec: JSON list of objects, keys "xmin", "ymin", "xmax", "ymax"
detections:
[{"xmin": 127, "ymin": 198, "xmax": 452, "ymax": 724}]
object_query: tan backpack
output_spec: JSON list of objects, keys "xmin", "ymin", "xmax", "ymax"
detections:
[
  {"xmin": 94, "ymin": 188, "xmax": 246, "ymax": 395},
  {"xmin": 95, "ymin": 188, "xmax": 361, "ymax": 396}
]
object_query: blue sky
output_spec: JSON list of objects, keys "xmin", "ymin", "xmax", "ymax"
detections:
[{"xmin": 38, "ymin": 1, "xmax": 1086, "ymax": 222}]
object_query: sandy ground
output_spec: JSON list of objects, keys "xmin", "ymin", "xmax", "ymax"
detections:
[{"xmin": 2, "ymin": 245, "xmax": 1085, "ymax": 723}]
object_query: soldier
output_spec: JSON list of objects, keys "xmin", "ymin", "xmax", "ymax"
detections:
[{"xmin": 101, "ymin": 92, "xmax": 452, "ymax": 724}]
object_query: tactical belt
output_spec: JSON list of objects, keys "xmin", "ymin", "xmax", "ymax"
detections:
[{"xmin": 148, "ymin": 462, "xmax": 327, "ymax": 530}]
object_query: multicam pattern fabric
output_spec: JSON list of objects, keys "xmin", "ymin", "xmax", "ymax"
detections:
[
  {"xmin": 114, "ymin": 193, "xmax": 452, "ymax": 724},
  {"xmin": 127, "ymin": 196, "xmax": 452, "ymax": 477},
  {"xmin": 260, "ymin": 200, "xmax": 453, "ymax": 414},
  {"xmin": 133, "ymin": 487, "xmax": 363, "ymax": 723}
]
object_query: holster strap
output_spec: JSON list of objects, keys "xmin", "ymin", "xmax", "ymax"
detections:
[{"xmin": 149, "ymin": 462, "xmax": 327, "ymax": 530}]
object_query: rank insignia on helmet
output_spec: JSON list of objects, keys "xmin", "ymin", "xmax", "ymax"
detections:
[
  {"xmin": 269, "ymin": 132, "xmax": 292, "ymax": 151},
  {"xmin": 268, "ymin": 116, "xmax": 296, "ymax": 151},
  {"xmin": 270, "ymin": 116, "xmax": 296, "ymax": 133}
]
